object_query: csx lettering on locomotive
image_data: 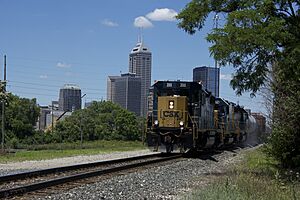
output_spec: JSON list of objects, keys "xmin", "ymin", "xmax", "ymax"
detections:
[{"xmin": 162, "ymin": 111, "xmax": 182, "ymax": 119}]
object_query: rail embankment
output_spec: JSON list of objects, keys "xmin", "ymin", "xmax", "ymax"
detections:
[{"xmin": 182, "ymin": 146, "xmax": 300, "ymax": 200}]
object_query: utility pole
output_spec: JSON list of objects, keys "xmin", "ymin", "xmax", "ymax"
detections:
[
  {"xmin": 213, "ymin": 14, "xmax": 220, "ymax": 97},
  {"xmin": 51, "ymin": 101, "xmax": 54, "ymax": 134},
  {"xmin": 1, "ymin": 55, "xmax": 6, "ymax": 151},
  {"xmin": 80, "ymin": 94, "xmax": 86, "ymax": 148}
]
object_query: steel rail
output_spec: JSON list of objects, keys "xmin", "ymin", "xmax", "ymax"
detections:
[
  {"xmin": 0, "ymin": 154, "xmax": 181, "ymax": 198},
  {"xmin": 0, "ymin": 153, "xmax": 161, "ymax": 183}
]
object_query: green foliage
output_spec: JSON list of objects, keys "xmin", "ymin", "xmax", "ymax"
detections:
[
  {"xmin": 0, "ymin": 81, "xmax": 8, "ymax": 103},
  {"xmin": 6, "ymin": 135, "xmax": 20, "ymax": 149},
  {"xmin": 269, "ymin": 46, "xmax": 300, "ymax": 167},
  {"xmin": 183, "ymin": 173, "xmax": 299, "ymax": 200},
  {"xmin": 0, "ymin": 93, "xmax": 40, "ymax": 147},
  {"xmin": 177, "ymin": 0, "xmax": 299, "ymax": 95},
  {"xmin": 177, "ymin": 0, "xmax": 300, "ymax": 167},
  {"xmin": 54, "ymin": 101, "xmax": 142, "ymax": 142},
  {"xmin": 182, "ymin": 148, "xmax": 300, "ymax": 200}
]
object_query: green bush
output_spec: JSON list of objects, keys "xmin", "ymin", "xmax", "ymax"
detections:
[
  {"xmin": 6, "ymin": 136, "xmax": 19, "ymax": 149},
  {"xmin": 268, "ymin": 59, "xmax": 300, "ymax": 168}
]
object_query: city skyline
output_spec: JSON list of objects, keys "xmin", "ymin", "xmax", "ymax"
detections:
[{"xmin": 0, "ymin": 0, "xmax": 264, "ymax": 114}]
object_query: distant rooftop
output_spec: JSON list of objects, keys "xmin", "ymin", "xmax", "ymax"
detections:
[
  {"xmin": 130, "ymin": 42, "xmax": 151, "ymax": 54},
  {"xmin": 121, "ymin": 72, "xmax": 138, "ymax": 77},
  {"xmin": 61, "ymin": 84, "xmax": 81, "ymax": 90}
]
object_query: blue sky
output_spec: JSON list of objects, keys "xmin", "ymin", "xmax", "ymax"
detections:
[{"xmin": 0, "ymin": 0, "xmax": 265, "ymax": 113}]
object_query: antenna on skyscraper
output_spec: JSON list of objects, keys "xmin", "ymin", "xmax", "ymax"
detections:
[{"xmin": 138, "ymin": 27, "xmax": 143, "ymax": 43}]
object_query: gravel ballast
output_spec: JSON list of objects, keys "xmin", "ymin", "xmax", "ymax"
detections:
[
  {"xmin": 29, "ymin": 147, "xmax": 251, "ymax": 200},
  {"xmin": 0, "ymin": 150, "xmax": 156, "ymax": 176}
]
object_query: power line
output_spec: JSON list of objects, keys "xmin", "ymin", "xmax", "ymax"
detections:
[
  {"xmin": 11, "ymin": 90, "xmax": 105, "ymax": 99},
  {"xmin": 7, "ymin": 85, "xmax": 58, "ymax": 92},
  {"xmin": 8, "ymin": 73, "xmax": 105, "ymax": 86},
  {"xmin": 8, "ymin": 56, "xmax": 106, "ymax": 67},
  {"xmin": 8, "ymin": 64, "xmax": 109, "ymax": 75},
  {"xmin": 9, "ymin": 80, "xmax": 105, "ymax": 91}
]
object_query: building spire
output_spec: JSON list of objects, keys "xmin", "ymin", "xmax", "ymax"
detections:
[{"xmin": 138, "ymin": 27, "xmax": 143, "ymax": 43}]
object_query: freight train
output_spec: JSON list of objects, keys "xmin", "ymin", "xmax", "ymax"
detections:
[{"xmin": 146, "ymin": 81, "xmax": 258, "ymax": 153}]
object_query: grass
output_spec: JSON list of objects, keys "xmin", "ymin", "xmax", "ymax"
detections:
[
  {"xmin": 0, "ymin": 140, "xmax": 146, "ymax": 163},
  {"xmin": 182, "ymin": 147, "xmax": 300, "ymax": 200}
]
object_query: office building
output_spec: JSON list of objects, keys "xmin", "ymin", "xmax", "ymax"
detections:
[
  {"xmin": 38, "ymin": 106, "xmax": 51, "ymax": 130},
  {"xmin": 38, "ymin": 104, "xmax": 72, "ymax": 131},
  {"xmin": 46, "ymin": 110, "xmax": 72, "ymax": 129},
  {"xmin": 193, "ymin": 66, "xmax": 220, "ymax": 97},
  {"xmin": 129, "ymin": 40, "xmax": 152, "ymax": 116},
  {"xmin": 51, "ymin": 101, "xmax": 59, "ymax": 109},
  {"xmin": 114, "ymin": 73, "xmax": 141, "ymax": 116},
  {"xmin": 58, "ymin": 84, "xmax": 82, "ymax": 112},
  {"xmin": 107, "ymin": 76, "xmax": 119, "ymax": 102}
]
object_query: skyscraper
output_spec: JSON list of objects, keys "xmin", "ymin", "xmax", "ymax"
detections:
[
  {"xmin": 129, "ymin": 40, "xmax": 152, "ymax": 116},
  {"xmin": 193, "ymin": 66, "xmax": 220, "ymax": 97},
  {"xmin": 107, "ymin": 76, "xmax": 119, "ymax": 102},
  {"xmin": 58, "ymin": 84, "xmax": 82, "ymax": 111},
  {"xmin": 114, "ymin": 73, "xmax": 141, "ymax": 116}
]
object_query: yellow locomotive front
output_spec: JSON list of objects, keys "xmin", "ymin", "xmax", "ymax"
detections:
[
  {"xmin": 148, "ymin": 95, "xmax": 191, "ymax": 153},
  {"xmin": 156, "ymin": 96, "xmax": 188, "ymax": 129}
]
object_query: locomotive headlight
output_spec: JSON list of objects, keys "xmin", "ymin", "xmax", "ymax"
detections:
[
  {"xmin": 154, "ymin": 120, "xmax": 159, "ymax": 126},
  {"xmin": 179, "ymin": 121, "xmax": 184, "ymax": 126},
  {"xmin": 169, "ymin": 101, "xmax": 174, "ymax": 109}
]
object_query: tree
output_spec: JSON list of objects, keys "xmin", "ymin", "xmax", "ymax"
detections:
[
  {"xmin": 177, "ymin": 0, "xmax": 300, "ymax": 167},
  {"xmin": 54, "ymin": 101, "xmax": 142, "ymax": 142},
  {"xmin": 0, "ymin": 93, "xmax": 40, "ymax": 144}
]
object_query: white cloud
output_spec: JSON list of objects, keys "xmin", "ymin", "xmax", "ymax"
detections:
[
  {"xmin": 57, "ymin": 62, "xmax": 71, "ymax": 68},
  {"xmin": 39, "ymin": 75, "xmax": 48, "ymax": 79},
  {"xmin": 134, "ymin": 16, "xmax": 153, "ymax": 28},
  {"xmin": 146, "ymin": 8, "xmax": 178, "ymax": 21},
  {"xmin": 102, "ymin": 19, "xmax": 119, "ymax": 27},
  {"xmin": 220, "ymin": 73, "xmax": 232, "ymax": 80}
]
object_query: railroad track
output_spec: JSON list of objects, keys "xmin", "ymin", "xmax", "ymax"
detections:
[{"xmin": 0, "ymin": 153, "xmax": 182, "ymax": 199}]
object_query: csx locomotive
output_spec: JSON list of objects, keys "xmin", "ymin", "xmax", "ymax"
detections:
[{"xmin": 146, "ymin": 81, "xmax": 257, "ymax": 153}]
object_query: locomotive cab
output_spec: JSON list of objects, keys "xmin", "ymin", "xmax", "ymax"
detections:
[
  {"xmin": 157, "ymin": 96, "xmax": 188, "ymax": 129},
  {"xmin": 147, "ymin": 95, "xmax": 191, "ymax": 153}
]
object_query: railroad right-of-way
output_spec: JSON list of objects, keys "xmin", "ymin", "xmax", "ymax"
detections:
[
  {"xmin": 0, "ymin": 147, "xmax": 256, "ymax": 200},
  {"xmin": 47, "ymin": 147, "xmax": 253, "ymax": 200},
  {"xmin": 0, "ymin": 153, "xmax": 182, "ymax": 199}
]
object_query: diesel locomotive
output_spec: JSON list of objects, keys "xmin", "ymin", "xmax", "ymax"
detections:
[{"xmin": 146, "ymin": 81, "xmax": 257, "ymax": 153}]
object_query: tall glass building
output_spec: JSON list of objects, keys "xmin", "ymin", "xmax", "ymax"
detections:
[
  {"xmin": 107, "ymin": 76, "xmax": 120, "ymax": 102},
  {"xmin": 193, "ymin": 66, "xmax": 220, "ymax": 97},
  {"xmin": 129, "ymin": 40, "xmax": 152, "ymax": 117},
  {"xmin": 58, "ymin": 84, "xmax": 82, "ymax": 111},
  {"xmin": 114, "ymin": 73, "xmax": 141, "ymax": 116}
]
